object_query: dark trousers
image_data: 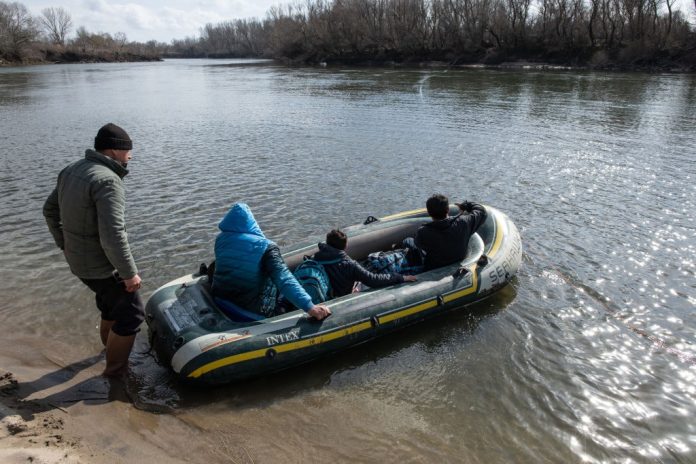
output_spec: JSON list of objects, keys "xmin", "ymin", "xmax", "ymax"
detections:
[
  {"xmin": 402, "ymin": 237, "xmax": 424, "ymax": 266},
  {"xmin": 80, "ymin": 275, "xmax": 145, "ymax": 336}
]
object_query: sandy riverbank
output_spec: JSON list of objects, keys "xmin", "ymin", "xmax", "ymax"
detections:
[
  {"xmin": 0, "ymin": 336, "xmax": 217, "ymax": 464},
  {"xmin": 0, "ymin": 370, "xmax": 85, "ymax": 463}
]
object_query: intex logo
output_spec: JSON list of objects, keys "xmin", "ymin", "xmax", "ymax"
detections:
[{"xmin": 266, "ymin": 330, "xmax": 300, "ymax": 346}]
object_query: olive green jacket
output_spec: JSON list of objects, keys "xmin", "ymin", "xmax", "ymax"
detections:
[{"xmin": 43, "ymin": 149, "xmax": 138, "ymax": 279}]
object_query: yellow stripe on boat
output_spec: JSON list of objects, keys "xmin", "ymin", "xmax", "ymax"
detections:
[
  {"xmin": 378, "ymin": 300, "xmax": 438, "ymax": 324},
  {"xmin": 188, "ymin": 321, "xmax": 374, "ymax": 378},
  {"xmin": 381, "ymin": 208, "xmax": 427, "ymax": 221},
  {"xmin": 187, "ymin": 250, "xmax": 483, "ymax": 379},
  {"xmin": 442, "ymin": 265, "xmax": 478, "ymax": 303},
  {"xmin": 487, "ymin": 213, "xmax": 505, "ymax": 258},
  {"xmin": 188, "ymin": 348, "xmax": 267, "ymax": 378}
]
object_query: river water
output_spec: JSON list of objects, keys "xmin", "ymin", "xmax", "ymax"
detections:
[{"xmin": 1, "ymin": 59, "xmax": 695, "ymax": 463}]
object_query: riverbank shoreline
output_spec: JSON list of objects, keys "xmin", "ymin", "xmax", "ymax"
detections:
[
  {"xmin": 3, "ymin": 54, "xmax": 693, "ymax": 73},
  {"xmin": 0, "ymin": 336, "xmax": 187, "ymax": 464},
  {"xmin": 0, "ymin": 370, "xmax": 87, "ymax": 464},
  {"xmin": 299, "ymin": 55, "xmax": 696, "ymax": 73},
  {"xmin": 0, "ymin": 332, "xmax": 262, "ymax": 464},
  {"xmin": 0, "ymin": 57, "xmax": 162, "ymax": 67},
  {"xmin": 165, "ymin": 53, "xmax": 696, "ymax": 73},
  {"xmin": 313, "ymin": 60, "xmax": 695, "ymax": 73},
  {"xmin": 0, "ymin": 50, "xmax": 162, "ymax": 67}
]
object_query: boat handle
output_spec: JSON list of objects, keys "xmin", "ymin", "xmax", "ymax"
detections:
[{"xmin": 453, "ymin": 267, "xmax": 470, "ymax": 278}]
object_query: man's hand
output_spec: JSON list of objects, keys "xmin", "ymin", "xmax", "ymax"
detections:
[
  {"xmin": 456, "ymin": 201, "xmax": 473, "ymax": 212},
  {"xmin": 307, "ymin": 304, "xmax": 331, "ymax": 320},
  {"xmin": 403, "ymin": 275, "xmax": 417, "ymax": 282},
  {"xmin": 123, "ymin": 274, "xmax": 142, "ymax": 293}
]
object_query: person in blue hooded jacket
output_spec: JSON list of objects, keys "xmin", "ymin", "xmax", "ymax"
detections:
[{"xmin": 211, "ymin": 203, "xmax": 331, "ymax": 320}]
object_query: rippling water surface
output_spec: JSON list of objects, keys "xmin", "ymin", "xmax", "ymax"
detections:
[{"xmin": 1, "ymin": 59, "xmax": 695, "ymax": 462}]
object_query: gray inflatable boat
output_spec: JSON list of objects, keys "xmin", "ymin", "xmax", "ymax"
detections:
[{"xmin": 145, "ymin": 205, "xmax": 522, "ymax": 385}]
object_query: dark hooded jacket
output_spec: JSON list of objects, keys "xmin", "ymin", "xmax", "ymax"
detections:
[
  {"xmin": 416, "ymin": 203, "xmax": 487, "ymax": 270},
  {"xmin": 313, "ymin": 242, "xmax": 404, "ymax": 298}
]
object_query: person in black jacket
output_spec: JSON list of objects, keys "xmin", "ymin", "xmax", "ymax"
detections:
[
  {"xmin": 314, "ymin": 229, "xmax": 417, "ymax": 298},
  {"xmin": 404, "ymin": 194, "xmax": 487, "ymax": 271}
]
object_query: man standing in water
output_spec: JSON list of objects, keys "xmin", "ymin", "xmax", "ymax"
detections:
[{"xmin": 43, "ymin": 123, "xmax": 144, "ymax": 378}]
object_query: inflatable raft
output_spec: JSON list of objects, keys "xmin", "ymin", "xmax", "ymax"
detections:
[{"xmin": 145, "ymin": 205, "xmax": 522, "ymax": 385}]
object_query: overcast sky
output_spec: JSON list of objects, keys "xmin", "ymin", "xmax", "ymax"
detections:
[
  {"xmin": 20, "ymin": 0, "xmax": 696, "ymax": 44},
  {"xmin": 21, "ymin": 0, "xmax": 282, "ymax": 43}
]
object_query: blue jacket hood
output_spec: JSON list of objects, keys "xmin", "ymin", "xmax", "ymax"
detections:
[{"xmin": 218, "ymin": 203, "xmax": 266, "ymax": 237}]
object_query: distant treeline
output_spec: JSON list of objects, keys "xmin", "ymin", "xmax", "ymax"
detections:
[
  {"xmin": 169, "ymin": 0, "xmax": 696, "ymax": 70},
  {"xmin": 2, "ymin": 0, "xmax": 695, "ymax": 69},
  {"xmin": 0, "ymin": 2, "xmax": 164, "ymax": 64}
]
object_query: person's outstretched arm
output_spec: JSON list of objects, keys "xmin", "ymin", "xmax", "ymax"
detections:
[{"xmin": 351, "ymin": 261, "xmax": 416, "ymax": 288}]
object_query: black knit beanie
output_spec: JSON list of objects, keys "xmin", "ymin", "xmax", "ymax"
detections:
[{"xmin": 94, "ymin": 123, "xmax": 132, "ymax": 151}]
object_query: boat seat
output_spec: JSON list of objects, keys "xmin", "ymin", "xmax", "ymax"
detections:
[
  {"xmin": 460, "ymin": 233, "xmax": 484, "ymax": 267},
  {"xmin": 214, "ymin": 297, "xmax": 265, "ymax": 322}
]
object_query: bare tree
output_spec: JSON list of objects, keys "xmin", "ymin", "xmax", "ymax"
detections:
[
  {"xmin": 40, "ymin": 6, "xmax": 72, "ymax": 45},
  {"xmin": 114, "ymin": 31, "xmax": 127, "ymax": 50},
  {"xmin": 73, "ymin": 25, "xmax": 89, "ymax": 51},
  {"xmin": 664, "ymin": 0, "xmax": 676, "ymax": 37},
  {"xmin": 0, "ymin": 2, "xmax": 39, "ymax": 58}
]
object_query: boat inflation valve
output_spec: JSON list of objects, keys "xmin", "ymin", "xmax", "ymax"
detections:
[
  {"xmin": 370, "ymin": 316, "xmax": 380, "ymax": 328},
  {"xmin": 266, "ymin": 348, "xmax": 277, "ymax": 360},
  {"xmin": 453, "ymin": 267, "xmax": 470, "ymax": 278},
  {"xmin": 363, "ymin": 215, "xmax": 379, "ymax": 225},
  {"xmin": 437, "ymin": 295, "xmax": 445, "ymax": 306},
  {"xmin": 477, "ymin": 255, "xmax": 489, "ymax": 267}
]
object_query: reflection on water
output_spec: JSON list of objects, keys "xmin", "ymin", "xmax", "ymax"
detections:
[{"xmin": 1, "ymin": 60, "xmax": 695, "ymax": 463}]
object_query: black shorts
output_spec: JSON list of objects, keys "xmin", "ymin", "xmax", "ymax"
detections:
[{"xmin": 80, "ymin": 275, "xmax": 145, "ymax": 336}]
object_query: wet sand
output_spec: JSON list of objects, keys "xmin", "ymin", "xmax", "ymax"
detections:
[
  {"xmin": 0, "ymin": 335, "xmax": 131, "ymax": 463},
  {"xmin": 0, "ymin": 369, "xmax": 84, "ymax": 464},
  {"xmin": 0, "ymin": 336, "xmax": 249, "ymax": 464}
]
